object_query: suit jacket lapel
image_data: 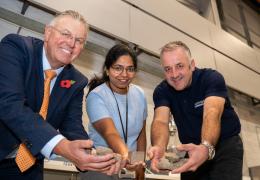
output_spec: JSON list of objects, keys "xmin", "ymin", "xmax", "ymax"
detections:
[
  {"xmin": 35, "ymin": 42, "xmax": 44, "ymax": 111},
  {"xmin": 26, "ymin": 39, "xmax": 44, "ymax": 112},
  {"xmin": 47, "ymin": 65, "xmax": 73, "ymax": 118}
]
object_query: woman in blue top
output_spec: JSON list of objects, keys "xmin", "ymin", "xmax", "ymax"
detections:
[{"xmin": 81, "ymin": 44, "xmax": 147, "ymax": 180}]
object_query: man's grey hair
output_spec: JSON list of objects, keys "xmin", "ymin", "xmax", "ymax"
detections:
[
  {"xmin": 160, "ymin": 41, "xmax": 192, "ymax": 60},
  {"xmin": 49, "ymin": 10, "xmax": 89, "ymax": 31}
]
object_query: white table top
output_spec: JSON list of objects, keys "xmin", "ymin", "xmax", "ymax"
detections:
[
  {"xmin": 145, "ymin": 172, "xmax": 180, "ymax": 179},
  {"xmin": 44, "ymin": 158, "xmax": 77, "ymax": 172},
  {"xmin": 44, "ymin": 157, "xmax": 180, "ymax": 180}
]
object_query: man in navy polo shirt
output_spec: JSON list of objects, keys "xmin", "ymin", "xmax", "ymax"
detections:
[{"xmin": 148, "ymin": 41, "xmax": 243, "ymax": 180}]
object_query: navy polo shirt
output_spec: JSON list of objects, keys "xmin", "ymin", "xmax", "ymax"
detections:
[{"xmin": 153, "ymin": 68, "xmax": 241, "ymax": 144}]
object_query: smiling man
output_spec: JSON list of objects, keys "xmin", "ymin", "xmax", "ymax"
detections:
[
  {"xmin": 0, "ymin": 10, "xmax": 119, "ymax": 180},
  {"xmin": 148, "ymin": 41, "xmax": 243, "ymax": 180}
]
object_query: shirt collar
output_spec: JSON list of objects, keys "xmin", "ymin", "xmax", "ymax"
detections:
[{"xmin": 42, "ymin": 47, "xmax": 64, "ymax": 76}]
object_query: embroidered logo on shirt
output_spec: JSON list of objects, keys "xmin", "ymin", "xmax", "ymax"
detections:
[{"xmin": 194, "ymin": 100, "xmax": 204, "ymax": 108}]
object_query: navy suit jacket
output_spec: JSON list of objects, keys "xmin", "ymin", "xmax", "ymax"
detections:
[{"xmin": 0, "ymin": 34, "xmax": 89, "ymax": 161}]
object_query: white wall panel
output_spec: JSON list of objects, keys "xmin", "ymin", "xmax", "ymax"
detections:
[
  {"xmin": 257, "ymin": 51, "xmax": 260, "ymax": 68},
  {"xmin": 214, "ymin": 51, "xmax": 260, "ymax": 99},
  {"xmin": 126, "ymin": 0, "xmax": 212, "ymax": 46},
  {"xmin": 25, "ymin": 6, "xmax": 54, "ymax": 25},
  {"xmin": 19, "ymin": 28, "xmax": 43, "ymax": 40},
  {"xmin": 30, "ymin": 0, "xmax": 131, "ymax": 41},
  {"xmin": 130, "ymin": 7, "xmax": 216, "ymax": 69},
  {"xmin": 210, "ymin": 24, "xmax": 260, "ymax": 73},
  {"xmin": 0, "ymin": 19, "xmax": 18, "ymax": 39},
  {"xmin": 0, "ymin": 0, "xmax": 23, "ymax": 14}
]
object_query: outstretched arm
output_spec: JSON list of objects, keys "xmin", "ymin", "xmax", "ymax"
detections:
[
  {"xmin": 148, "ymin": 106, "xmax": 171, "ymax": 172},
  {"xmin": 93, "ymin": 118, "xmax": 129, "ymax": 159},
  {"xmin": 201, "ymin": 96, "xmax": 224, "ymax": 146},
  {"xmin": 173, "ymin": 96, "xmax": 225, "ymax": 173}
]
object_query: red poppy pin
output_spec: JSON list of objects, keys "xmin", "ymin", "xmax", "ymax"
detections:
[{"xmin": 60, "ymin": 80, "xmax": 75, "ymax": 88}]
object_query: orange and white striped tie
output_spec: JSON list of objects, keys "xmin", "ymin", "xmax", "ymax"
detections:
[{"xmin": 15, "ymin": 70, "xmax": 56, "ymax": 172}]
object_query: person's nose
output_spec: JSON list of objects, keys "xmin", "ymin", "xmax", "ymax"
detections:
[
  {"xmin": 169, "ymin": 68, "xmax": 179, "ymax": 79},
  {"xmin": 121, "ymin": 68, "xmax": 128, "ymax": 76},
  {"xmin": 66, "ymin": 37, "xmax": 76, "ymax": 47}
]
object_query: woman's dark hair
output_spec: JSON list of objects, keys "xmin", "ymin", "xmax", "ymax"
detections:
[{"xmin": 88, "ymin": 43, "xmax": 137, "ymax": 93}]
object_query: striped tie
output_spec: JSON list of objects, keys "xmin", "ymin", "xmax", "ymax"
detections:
[{"xmin": 15, "ymin": 70, "xmax": 56, "ymax": 172}]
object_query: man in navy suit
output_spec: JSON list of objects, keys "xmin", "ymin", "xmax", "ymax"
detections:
[{"xmin": 0, "ymin": 10, "xmax": 119, "ymax": 180}]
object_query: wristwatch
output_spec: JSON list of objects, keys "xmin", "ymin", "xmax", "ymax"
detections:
[{"xmin": 201, "ymin": 140, "xmax": 215, "ymax": 160}]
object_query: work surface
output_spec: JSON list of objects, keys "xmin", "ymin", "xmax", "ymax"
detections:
[{"xmin": 44, "ymin": 157, "xmax": 180, "ymax": 179}]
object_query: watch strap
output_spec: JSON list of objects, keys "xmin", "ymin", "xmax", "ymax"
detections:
[{"xmin": 201, "ymin": 140, "xmax": 215, "ymax": 160}]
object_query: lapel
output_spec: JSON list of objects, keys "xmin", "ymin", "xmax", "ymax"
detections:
[
  {"xmin": 47, "ymin": 65, "xmax": 75, "ymax": 118},
  {"xmin": 29, "ymin": 39, "xmax": 44, "ymax": 112},
  {"xmin": 35, "ymin": 44, "xmax": 44, "ymax": 111}
]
